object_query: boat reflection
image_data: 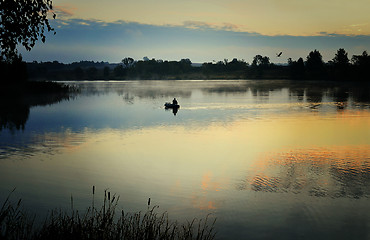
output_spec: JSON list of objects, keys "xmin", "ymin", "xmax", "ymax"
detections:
[
  {"xmin": 164, "ymin": 102, "xmax": 180, "ymax": 116},
  {"xmin": 165, "ymin": 106, "xmax": 179, "ymax": 116}
]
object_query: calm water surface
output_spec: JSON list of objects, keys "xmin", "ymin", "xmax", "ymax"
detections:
[{"xmin": 1, "ymin": 80, "xmax": 369, "ymax": 239}]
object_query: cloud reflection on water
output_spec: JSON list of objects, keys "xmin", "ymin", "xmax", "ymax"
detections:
[{"xmin": 238, "ymin": 146, "xmax": 370, "ymax": 199}]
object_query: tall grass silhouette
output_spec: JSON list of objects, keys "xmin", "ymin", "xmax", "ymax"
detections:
[{"xmin": 1, "ymin": 187, "xmax": 216, "ymax": 240}]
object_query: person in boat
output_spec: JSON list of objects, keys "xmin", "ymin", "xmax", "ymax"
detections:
[{"xmin": 172, "ymin": 98, "xmax": 178, "ymax": 105}]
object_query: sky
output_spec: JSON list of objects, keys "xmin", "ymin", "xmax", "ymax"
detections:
[{"xmin": 19, "ymin": 0, "xmax": 370, "ymax": 64}]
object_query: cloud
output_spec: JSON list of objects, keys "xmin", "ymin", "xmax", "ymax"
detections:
[
  {"xmin": 20, "ymin": 18, "xmax": 370, "ymax": 64},
  {"xmin": 53, "ymin": 5, "xmax": 76, "ymax": 19},
  {"xmin": 183, "ymin": 20, "xmax": 213, "ymax": 30},
  {"xmin": 221, "ymin": 23, "xmax": 241, "ymax": 32},
  {"xmin": 345, "ymin": 23, "xmax": 369, "ymax": 34},
  {"xmin": 182, "ymin": 20, "xmax": 245, "ymax": 32},
  {"xmin": 77, "ymin": 21, "xmax": 90, "ymax": 26},
  {"xmin": 317, "ymin": 31, "xmax": 370, "ymax": 38}
]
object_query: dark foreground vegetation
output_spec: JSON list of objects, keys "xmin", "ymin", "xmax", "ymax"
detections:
[
  {"xmin": 25, "ymin": 49, "xmax": 370, "ymax": 82},
  {"xmin": 0, "ymin": 189, "xmax": 216, "ymax": 240}
]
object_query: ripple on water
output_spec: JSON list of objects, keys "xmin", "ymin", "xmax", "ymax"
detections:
[{"xmin": 238, "ymin": 146, "xmax": 370, "ymax": 199}]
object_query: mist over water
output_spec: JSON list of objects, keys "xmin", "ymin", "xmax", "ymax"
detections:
[{"xmin": 0, "ymin": 80, "xmax": 369, "ymax": 239}]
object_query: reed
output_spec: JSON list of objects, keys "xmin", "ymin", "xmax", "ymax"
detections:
[
  {"xmin": 0, "ymin": 189, "xmax": 35, "ymax": 240},
  {"xmin": 0, "ymin": 187, "xmax": 217, "ymax": 240}
]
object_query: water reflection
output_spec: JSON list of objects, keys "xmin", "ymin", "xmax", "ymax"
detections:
[
  {"xmin": 73, "ymin": 81, "xmax": 192, "ymax": 99},
  {"xmin": 165, "ymin": 107, "xmax": 179, "ymax": 116},
  {"xmin": 0, "ymin": 101, "xmax": 29, "ymax": 131},
  {"xmin": 1, "ymin": 81, "xmax": 369, "ymax": 133},
  {"xmin": 1, "ymin": 80, "xmax": 369, "ymax": 240},
  {"xmin": 71, "ymin": 80, "xmax": 370, "ymax": 107},
  {"xmin": 164, "ymin": 106, "xmax": 180, "ymax": 116},
  {"xmin": 0, "ymin": 91, "xmax": 72, "ymax": 132},
  {"xmin": 0, "ymin": 128, "xmax": 88, "ymax": 160},
  {"xmin": 238, "ymin": 146, "xmax": 370, "ymax": 199}
]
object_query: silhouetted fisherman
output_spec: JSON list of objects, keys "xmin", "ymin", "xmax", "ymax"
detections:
[{"xmin": 172, "ymin": 98, "xmax": 178, "ymax": 105}]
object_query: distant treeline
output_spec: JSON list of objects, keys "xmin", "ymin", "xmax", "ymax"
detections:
[{"xmin": 23, "ymin": 49, "xmax": 370, "ymax": 81}]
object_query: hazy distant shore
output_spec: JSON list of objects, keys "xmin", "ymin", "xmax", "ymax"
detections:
[{"xmin": 26, "ymin": 50, "xmax": 369, "ymax": 82}]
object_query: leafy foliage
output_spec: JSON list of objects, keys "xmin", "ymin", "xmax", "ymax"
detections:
[{"xmin": 0, "ymin": 0, "xmax": 56, "ymax": 61}]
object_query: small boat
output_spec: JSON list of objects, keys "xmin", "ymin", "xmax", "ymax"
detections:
[{"xmin": 164, "ymin": 102, "xmax": 180, "ymax": 108}]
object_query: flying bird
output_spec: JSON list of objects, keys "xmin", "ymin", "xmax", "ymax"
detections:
[{"xmin": 276, "ymin": 52, "xmax": 283, "ymax": 57}]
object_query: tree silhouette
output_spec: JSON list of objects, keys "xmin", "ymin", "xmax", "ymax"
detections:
[
  {"xmin": 12, "ymin": 50, "xmax": 370, "ymax": 81},
  {"xmin": 74, "ymin": 67, "xmax": 84, "ymax": 79},
  {"xmin": 329, "ymin": 48, "xmax": 350, "ymax": 80},
  {"xmin": 250, "ymin": 55, "xmax": 270, "ymax": 78},
  {"xmin": 351, "ymin": 51, "xmax": 370, "ymax": 66},
  {"xmin": 103, "ymin": 66, "xmax": 110, "ymax": 79},
  {"xmin": 180, "ymin": 58, "xmax": 192, "ymax": 73},
  {"xmin": 227, "ymin": 58, "xmax": 247, "ymax": 72},
  {"xmin": 86, "ymin": 67, "xmax": 98, "ymax": 79},
  {"xmin": 288, "ymin": 57, "xmax": 305, "ymax": 79},
  {"xmin": 306, "ymin": 50, "xmax": 324, "ymax": 69},
  {"xmin": 261, "ymin": 56, "xmax": 270, "ymax": 66},
  {"xmin": 332, "ymin": 48, "xmax": 349, "ymax": 67},
  {"xmin": 114, "ymin": 64, "xmax": 125, "ymax": 77},
  {"xmin": 252, "ymin": 55, "xmax": 270, "ymax": 68},
  {"xmin": 351, "ymin": 51, "xmax": 370, "ymax": 81},
  {"xmin": 0, "ymin": 0, "xmax": 56, "ymax": 62},
  {"xmin": 122, "ymin": 57, "xmax": 135, "ymax": 68},
  {"xmin": 305, "ymin": 50, "xmax": 325, "ymax": 79},
  {"xmin": 251, "ymin": 55, "xmax": 262, "ymax": 67},
  {"xmin": 180, "ymin": 58, "xmax": 192, "ymax": 65}
]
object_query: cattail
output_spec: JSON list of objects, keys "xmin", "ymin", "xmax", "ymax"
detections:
[
  {"xmin": 148, "ymin": 198, "xmax": 151, "ymax": 206},
  {"xmin": 71, "ymin": 194, "xmax": 74, "ymax": 210},
  {"xmin": 108, "ymin": 192, "xmax": 111, "ymax": 201},
  {"xmin": 92, "ymin": 186, "xmax": 95, "ymax": 212}
]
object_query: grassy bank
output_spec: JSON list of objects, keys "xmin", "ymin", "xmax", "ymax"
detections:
[{"xmin": 0, "ymin": 188, "xmax": 216, "ymax": 240}]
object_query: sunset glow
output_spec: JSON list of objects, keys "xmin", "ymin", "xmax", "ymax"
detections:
[
  {"xmin": 54, "ymin": 0, "xmax": 370, "ymax": 36},
  {"xmin": 17, "ymin": 0, "xmax": 370, "ymax": 63}
]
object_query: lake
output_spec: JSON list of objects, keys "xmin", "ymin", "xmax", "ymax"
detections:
[{"xmin": 1, "ymin": 80, "xmax": 369, "ymax": 239}]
